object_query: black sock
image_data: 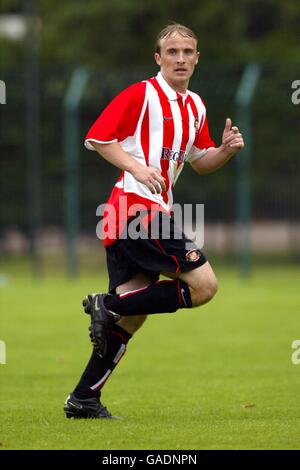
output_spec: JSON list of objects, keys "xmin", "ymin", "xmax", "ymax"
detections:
[
  {"xmin": 73, "ymin": 324, "xmax": 131, "ymax": 399},
  {"xmin": 104, "ymin": 279, "xmax": 192, "ymax": 316}
]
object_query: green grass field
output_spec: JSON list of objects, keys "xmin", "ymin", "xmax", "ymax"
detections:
[{"xmin": 0, "ymin": 263, "xmax": 299, "ymax": 450}]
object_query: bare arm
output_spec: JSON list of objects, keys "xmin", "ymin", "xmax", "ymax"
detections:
[
  {"xmin": 91, "ymin": 141, "xmax": 166, "ymax": 194},
  {"xmin": 191, "ymin": 118, "xmax": 244, "ymax": 175}
]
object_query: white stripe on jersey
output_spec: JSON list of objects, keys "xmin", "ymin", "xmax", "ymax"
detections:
[
  {"xmin": 167, "ymin": 99, "xmax": 183, "ymax": 198},
  {"xmin": 147, "ymin": 81, "xmax": 164, "ymax": 170}
]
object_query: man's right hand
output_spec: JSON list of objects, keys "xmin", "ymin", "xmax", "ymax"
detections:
[
  {"xmin": 92, "ymin": 141, "xmax": 166, "ymax": 194},
  {"xmin": 130, "ymin": 162, "xmax": 167, "ymax": 194}
]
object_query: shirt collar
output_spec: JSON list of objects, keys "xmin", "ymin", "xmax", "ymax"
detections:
[{"xmin": 156, "ymin": 71, "xmax": 190, "ymax": 101}]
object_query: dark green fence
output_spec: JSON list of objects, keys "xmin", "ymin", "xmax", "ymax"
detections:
[{"xmin": 0, "ymin": 61, "xmax": 299, "ymax": 258}]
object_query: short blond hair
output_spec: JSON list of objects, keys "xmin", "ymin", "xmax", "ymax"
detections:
[{"xmin": 155, "ymin": 23, "xmax": 198, "ymax": 53}]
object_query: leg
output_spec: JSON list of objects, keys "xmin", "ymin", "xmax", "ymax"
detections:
[
  {"xmin": 115, "ymin": 272, "xmax": 152, "ymax": 335},
  {"xmin": 162, "ymin": 260, "xmax": 218, "ymax": 307},
  {"xmin": 84, "ymin": 272, "xmax": 152, "ymax": 354},
  {"xmin": 101, "ymin": 262, "xmax": 217, "ymax": 321},
  {"xmin": 101, "ymin": 214, "xmax": 218, "ymax": 318},
  {"xmin": 65, "ymin": 272, "xmax": 152, "ymax": 419}
]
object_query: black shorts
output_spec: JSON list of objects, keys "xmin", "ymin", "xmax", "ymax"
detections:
[{"xmin": 105, "ymin": 211, "xmax": 207, "ymax": 293}]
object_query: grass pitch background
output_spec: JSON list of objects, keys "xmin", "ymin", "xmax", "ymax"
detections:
[{"xmin": 0, "ymin": 262, "xmax": 299, "ymax": 450}]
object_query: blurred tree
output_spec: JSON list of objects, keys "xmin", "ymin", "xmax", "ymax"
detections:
[{"xmin": 1, "ymin": 0, "xmax": 299, "ymax": 67}]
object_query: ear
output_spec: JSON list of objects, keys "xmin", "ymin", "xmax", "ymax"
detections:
[
  {"xmin": 195, "ymin": 51, "xmax": 200, "ymax": 65},
  {"xmin": 154, "ymin": 52, "xmax": 161, "ymax": 66}
]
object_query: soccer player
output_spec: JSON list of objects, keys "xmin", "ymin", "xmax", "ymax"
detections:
[{"xmin": 64, "ymin": 23, "xmax": 244, "ymax": 419}]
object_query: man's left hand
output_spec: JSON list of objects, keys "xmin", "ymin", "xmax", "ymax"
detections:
[{"xmin": 221, "ymin": 118, "xmax": 244, "ymax": 156}]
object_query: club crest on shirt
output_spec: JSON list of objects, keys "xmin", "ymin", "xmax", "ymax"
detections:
[
  {"xmin": 194, "ymin": 117, "xmax": 200, "ymax": 131},
  {"xmin": 186, "ymin": 249, "xmax": 202, "ymax": 262}
]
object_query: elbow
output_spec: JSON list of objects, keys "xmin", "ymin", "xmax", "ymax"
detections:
[{"xmin": 92, "ymin": 141, "xmax": 116, "ymax": 157}]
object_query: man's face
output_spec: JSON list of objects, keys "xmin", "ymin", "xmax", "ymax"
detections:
[{"xmin": 154, "ymin": 33, "xmax": 199, "ymax": 91}]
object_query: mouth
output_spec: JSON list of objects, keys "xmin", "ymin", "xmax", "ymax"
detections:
[{"xmin": 175, "ymin": 68, "xmax": 187, "ymax": 73}]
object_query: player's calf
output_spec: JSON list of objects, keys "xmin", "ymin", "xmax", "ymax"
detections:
[{"xmin": 117, "ymin": 314, "xmax": 148, "ymax": 335}]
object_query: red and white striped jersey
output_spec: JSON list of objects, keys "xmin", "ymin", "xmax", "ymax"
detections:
[{"xmin": 85, "ymin": 72, "xmax": 215, "ymax": 246}]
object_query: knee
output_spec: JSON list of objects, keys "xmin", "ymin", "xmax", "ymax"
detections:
[
  {"xmin": 205, "ymin": 278, "xmax": 218, "ymax": 302},
  {"xmin": 190, "ymin": 277, "xmax": 218, "ymax": 306},
  {"xmin": 117, "ymin": 314, "xmax": 148, "ymax": 335}
]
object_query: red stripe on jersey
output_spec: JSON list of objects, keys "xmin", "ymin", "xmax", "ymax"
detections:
[
  {"xmin": 176, "ymin": 94, "xmax": 191, "ymax": 173},
  {"xmin": 194, "ymin": 114, "xmax": 215, "ymax": 149},
  {"xmin": 103, "ymin": 186, "xmax": 167, "ymax": 246},
  {"xmin": 189, "ymin": 96, "xmax": 216, "ymax": 150},
  {"xmin": 141, "ymin": 102, "xmax": 150, "ymax": 166},
  {"xmin": 148, "ymin": 77, "xmax": 174, "ymax": 205}
]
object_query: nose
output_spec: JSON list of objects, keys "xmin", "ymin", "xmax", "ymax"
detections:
[{"xmin": 176, "ymin": 52, "xmax": 185, "ymax": 63}]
